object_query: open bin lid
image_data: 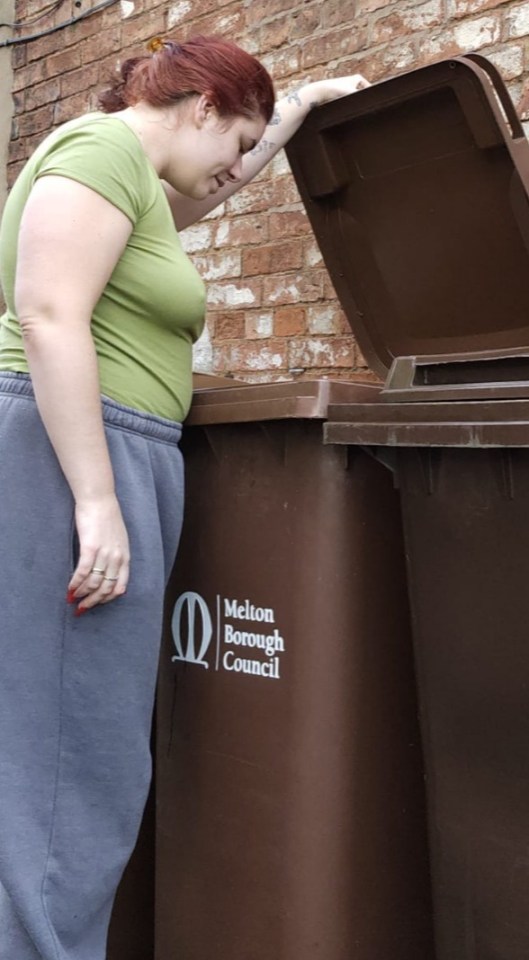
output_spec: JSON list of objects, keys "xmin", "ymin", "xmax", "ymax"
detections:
[{"xmin": 286, "ymin": 55, "xmax": 529, "ymax": 401}]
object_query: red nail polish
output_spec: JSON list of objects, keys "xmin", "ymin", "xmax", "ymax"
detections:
[
  {"xmin": 66, "ymin": 590, "xmax": 76, "ymax": 604},
  {"xmin": 75, "ymin": 605, "xmax": 87, "ymax": 617}
]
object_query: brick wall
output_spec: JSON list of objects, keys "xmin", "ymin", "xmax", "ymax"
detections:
[{"xmin": 5, "ymin": 0, "xmax": 529, "ymax": 381}]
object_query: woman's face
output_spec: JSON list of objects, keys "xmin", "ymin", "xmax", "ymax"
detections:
[{"xmin": 164, "ymin": 99, "xmax": 267, "ymax": 199}]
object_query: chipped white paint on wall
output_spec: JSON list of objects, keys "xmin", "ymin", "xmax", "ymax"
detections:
[
  {"xmin": 192, "ymin": 251, "xmax": 241, "ymax": 281},
  {"xmin": 180, "ymin": 223, "xmax": 213, "ymax": 253},
  {"xmin": 167, "ymin": 2, "xmax": 192, "ymax": 28},
  {"xmin": 454, "ymin": 15, "xmax": 500, "ymax": 49},
  {"xmin": 120, "ymin": 1, "xmax": 134, "ymax": 18},
  {"xmin": 207, "ymin": 284, "xmax": 256, "ymax": 307},
  {"xmin": 192, "ymin": 324, "xmax": 214, "ymax": 373},
  {"xmin": 243, "ymin": 348, "xmax": 284, "ymax": 370},
  {"xmin": 246, "ymin": 312, "xmax": 273, "ymax": 338},
  {"xmin": 214, "ymin": 222, "xmax": 230, "ymax": 246},
  {"xmin": 266, "ymin": 281, "xmax": 300, "ymax": 303}
]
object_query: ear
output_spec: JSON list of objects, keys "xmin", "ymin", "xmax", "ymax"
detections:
[{"xmin": 194, "ymin": 93, "xmax": 218, "ymax": 128}]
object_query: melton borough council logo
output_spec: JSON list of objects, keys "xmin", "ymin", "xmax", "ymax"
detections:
[
  {"xmin": 171, "ymin": 591, "xmax": 286, "ymax": 681},
  {"xmin": 171, "ymin": 592, "xmax": 213, "ymax": 669}
]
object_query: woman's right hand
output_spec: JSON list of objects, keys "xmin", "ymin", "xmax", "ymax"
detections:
[{"xmin": 68, "ymin": 494, "xmax": 130, "ymax": 612}]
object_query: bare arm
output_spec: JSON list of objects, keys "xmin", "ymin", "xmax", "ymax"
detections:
[
  {"xmin": 164, "ymin": 75, "xmax": 369, "ymax": 230},
  {"xmin": 15, "ymin": 175, "xmax": 133, "ymax": 610}
]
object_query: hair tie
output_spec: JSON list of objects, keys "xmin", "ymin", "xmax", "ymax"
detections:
[{"xmin": 146, "ymin": 36, "xmax": 165, "ymax": 54}]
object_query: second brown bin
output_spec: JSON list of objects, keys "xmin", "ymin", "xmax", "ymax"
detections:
[
  {"xmin": 284, "ymin": 53, "xmax": 529, "ymax": 960},
  {"xmin": 155, "ymin": 379, "xmax": 432, "ymax": 960}
]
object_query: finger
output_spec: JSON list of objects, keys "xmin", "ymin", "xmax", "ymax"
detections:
[
  {"xmin": 100, "ymin": 562, "xmax": 129, "ymax": 606},
  {"xmin": 78, "ymin": 561, "xmax": 129, "ymax": 611},
  {"xmin": 69, "ymin": 552, "xmax": 109, "ymax": 599},
  {"xmin": 68, "ymin": 549, "xmax": 102, "ymax": 594}
]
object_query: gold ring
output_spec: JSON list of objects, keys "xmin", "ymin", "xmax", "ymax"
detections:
[
  {"xmin": 103, "ymin": 576, "xmax": 119, "ymax": 582},
  {"xmin": 91, "ymin": 568, "xmax": 105, "ymax": 574}
]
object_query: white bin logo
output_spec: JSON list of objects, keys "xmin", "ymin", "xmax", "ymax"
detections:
[{"xmin": 171, "ymin": 591, "xmax": 212, "ymax": 669}]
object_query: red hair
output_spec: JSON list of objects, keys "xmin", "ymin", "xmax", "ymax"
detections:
[{"xmin": 99, "ymin": 35, "xmax": 275, "ymax": 123}]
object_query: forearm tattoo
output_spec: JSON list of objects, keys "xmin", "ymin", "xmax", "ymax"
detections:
[
  {"xmin": 269, "ymin": 108, "xmax": 281, "ymax": 125},
  {"xmin": 287, "ymin": 90, "xmax": 303, "ymax": 107},
  {"xmin": 251, "ymin": 138, "xmax": 276, "ymax": 156}
]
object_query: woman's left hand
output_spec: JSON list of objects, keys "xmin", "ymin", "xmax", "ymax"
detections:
[{"xmin": 304, "ymin": 75, "xmax": 371, "ymax": 107}]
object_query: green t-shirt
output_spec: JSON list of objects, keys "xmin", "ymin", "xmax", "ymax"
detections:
[{"xmin": 0, "ymin": 113, "xmax": 206, "ymax": 421}]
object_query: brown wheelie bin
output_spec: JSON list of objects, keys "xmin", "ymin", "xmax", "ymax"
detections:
[
  {"xmin": 155, "ymin": 378, "xmax": 433, "ymax": 960},
  {"xmin": 287, "ymin": 54, "xmax": 529, "ymax": 960}
]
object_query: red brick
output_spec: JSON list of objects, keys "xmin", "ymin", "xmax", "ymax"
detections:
[
  {"xmin": 12, "ymin": 44, "xmax": 27, "ymax": 69},
  {"xmin": 245, "ymin": 311, "xmax": 274, "ymax": 339},
  {"xmin": 417, "ymin": 14, "xmax": 501, "ymax": 63},
  {"xmin": 512, "ymin": 74, "xmax": 529, "ymax": 118},
  {"xmin": 213, "ymin": 311, "xmax": 246, "ymax": 340},
  {"xmin": 486, "ymin": 45, "xmax": 524, "ymax": 81},
  {"xmin": 14, "ymin": 0, "xmax": 50, "ymax": 16},
  {"xmin": 288, "ymin": 336, "xmax": 356, "ymax": 369},
  {"xmin": 12, "ymin": 91, "xmax": 25, "ymax": 116},
  {"xmin": 184, "ymin": 8, "xmax": 244, "ymax": 42},
  {"xmin": 260, "ymin": 15, "xmax": 291, "ymax": 50},
  {"xmin": 7, "ymin": 137, "xmax": 28, "ymax": 163},
  {"xmin": 274, "ymin": 306, "xmax": 306, "ymax": 337},
  {"xmin": 7, "ymin": 161, "xmax": 26, "ymax": 188},
  {"xmin": 16, "ymin": 104, "xmax": 54, "ymax": 138},
  {"xmin": 12, "ymin": 61, "xmax": 45, "ymax": 94},
  {"xmin": 53, "ymin": 92, "xmax": 92, "ymax": 125},
  {"xmin": 120, "ymin": 9, "xmax": 166, "ymax": 47},
  {"xmin": 80, "ymin": 26, "xmax": 122, "ymax": 65},
  {"xmin": 19, "ymin": 0, "xmax": 55, "ymax": 18},
  {"xmin": 269, "ymin": 176, "xmax": 301, "ymax": 207},
  {"xmin": 166, "ymin": 0, "xmax": 218, "ymax": 26},
  {"xmin": 289, "ymin": 6, "xmax": 322, "ymax": 40},
  {"xmin": 215, "ymin": 214, "xmax": 269, "ymax": 248},
  {"xmin": 302, "ymin": 25, "xmax": 368, "ymax": 69},
  {"xmin": 207, "ymin": 277, "xmax": 263, "ymax": 309},
  {"xmin": 243, "ymin": 239, "xmax": 303, "ymax": 276},
  {"xmin": 192, "ymin": 250, "xmax": 242, "ymax": 281},
  {"xmin": 321, "ymin": 0, "xmax": 356, "ymax": 30},
  {"xmin": 26, "ymin": 31, "xmax": 63, "ymax": 63},
  {"xmin": 242, "ymin": 246, "xmax": 273, "ymax": 277},
  {"xmin": 346, "ymin": 39, "xmax": 418, "ymax": 82},
  {"xmin": 46, "ymin": 46, "xmax": 81, "ymax": 79},
  {"xmin": 67, "ymin": 10, "xmax": 111, "ymax": 44},
  {"xmin": 447, "ymin": 0, "xmax": 511, "ymax": 16},
  {"xmin": 26, "ymin": 78, "xmax": 60, "ymax": 112},
  {"xmin": 371, "ymin": 0, "xmax": 443, "ymax": 45},
  {"xmin": 307, "ymin": 303, "xmax": 346, "ymax": 336},
  {"xmin": 261, "ymin": 45, "xmax": 301, "ymax": 79},
  {"xmin": 213, "ymin": 339, "xmax": 288, "ymax": 374},
  {"xmin": 269, "ymin": 210, "xmax": 309, "ymax": 240},
  {"xmin": 226, "ymin": 180, "xmax": 272, "ymax": 217},
  {"xmin": 23, "ymin": 132, "xmax": 49, "ymax": 158},
  {"xmin": 245, "ymin": 0, "xmax": 300, "ymax": 28},
  {"xmin": 356, "ymin": 0, "xmax": 397, "ymax": 12},
  {"xmin": 60, "ymin": 63, "xmax": 99, "ymax": 100},
  {"xmin": 263, "ymin": 272, "xmax": 324, "ymax": 306},
  {"xmin": 323, "ymin": 272, "xmax": 339, "ymax": 300}
]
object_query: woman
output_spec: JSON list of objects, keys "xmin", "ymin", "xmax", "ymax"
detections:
[{"xmin": 0, "ymin": 34, "xmax": 367, "ymax": 960}]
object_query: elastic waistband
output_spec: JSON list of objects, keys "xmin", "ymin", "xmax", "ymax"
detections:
[{"xmin": 0, "ymin": 372, "xmax": 182, "ymax": 444}]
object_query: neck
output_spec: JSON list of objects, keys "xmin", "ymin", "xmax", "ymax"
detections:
[{"xmin": 111, "ymin": 103, "xmax": 173, "ymax": 176}]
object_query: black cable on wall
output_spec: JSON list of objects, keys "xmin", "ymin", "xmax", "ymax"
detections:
[{"xmin": 0, "ymin": 0, "xmax": 120, "ymax": 47}]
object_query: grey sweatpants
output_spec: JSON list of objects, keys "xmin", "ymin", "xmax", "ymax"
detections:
[{"xmin": 0, "ymin": 372, "xmax": 184, "ymax": 960}]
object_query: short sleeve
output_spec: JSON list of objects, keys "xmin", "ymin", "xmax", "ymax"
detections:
[{"xmin": 34, "ymin": 117, "xmax": 147, "ymax": 225}]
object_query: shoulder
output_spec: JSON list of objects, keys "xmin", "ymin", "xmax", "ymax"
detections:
[{"xmin": 34, "ymin": 114, "xmax": 154, "ymax": 224}]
